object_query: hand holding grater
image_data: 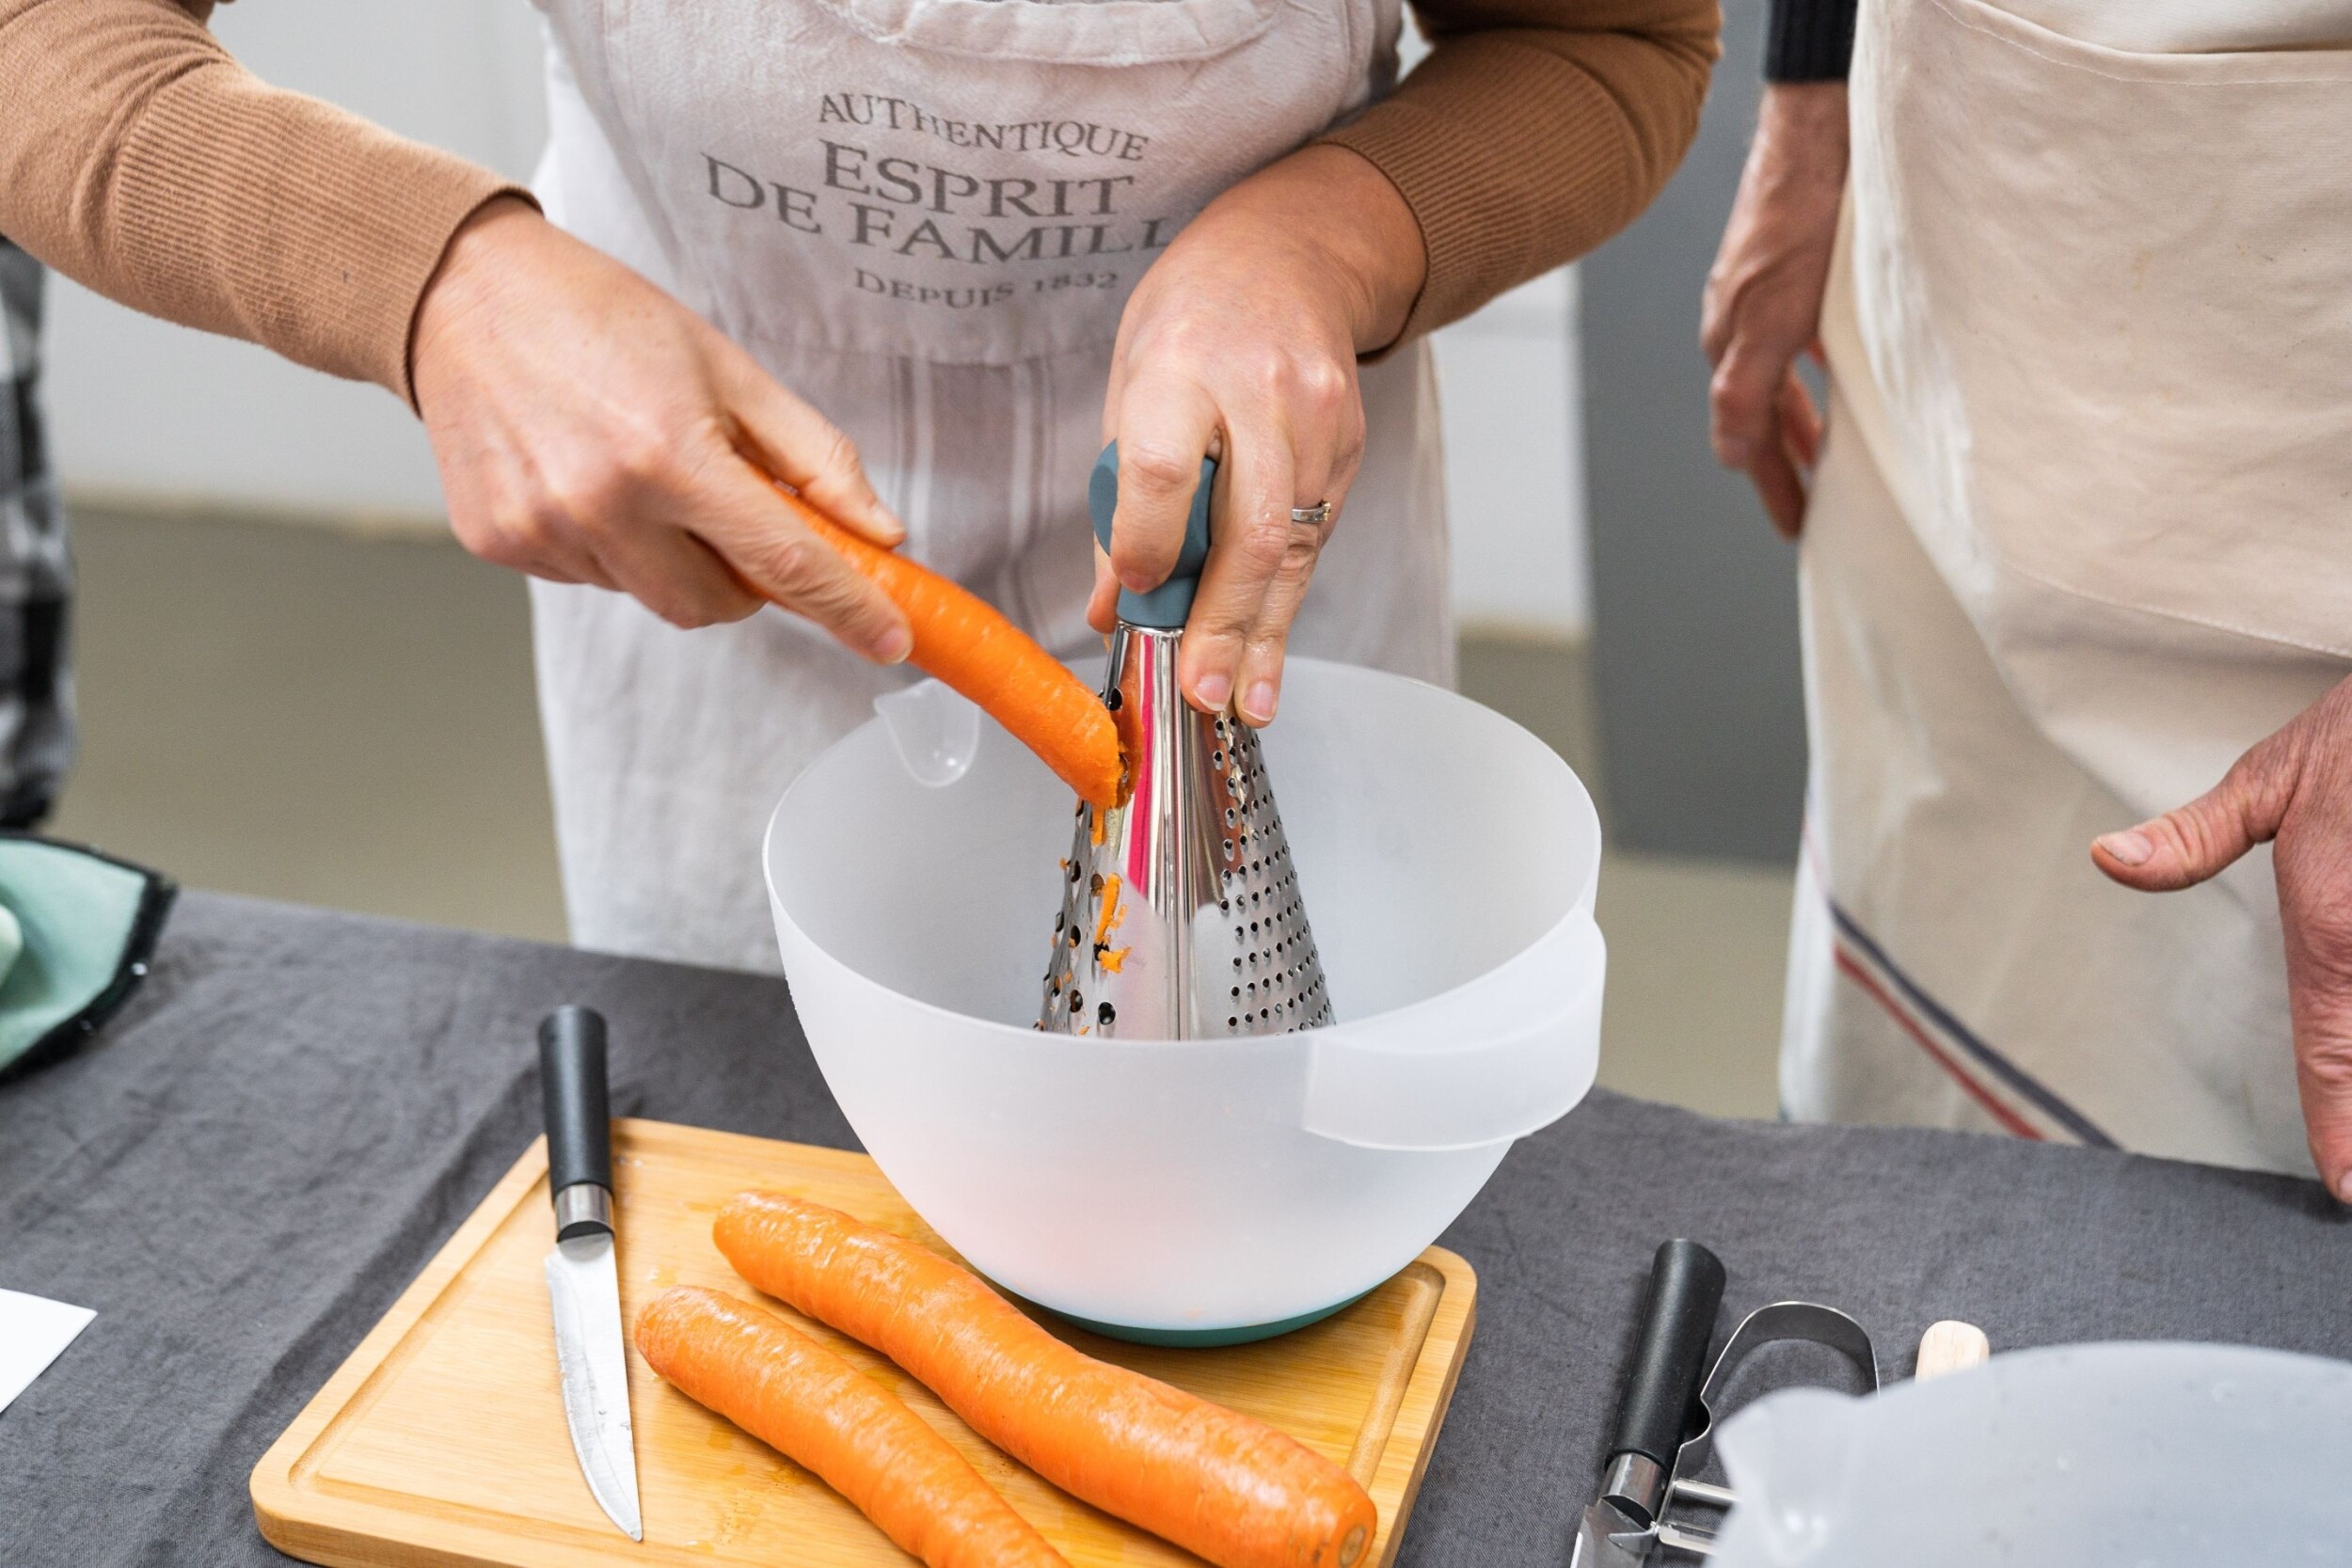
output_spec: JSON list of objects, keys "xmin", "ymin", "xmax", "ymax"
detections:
[{"xmin": 1039, "ymin": 444, "xmax": 1335, "ymax": 1040}]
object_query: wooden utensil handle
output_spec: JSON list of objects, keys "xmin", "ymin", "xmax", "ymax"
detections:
[{"xmin": 1915, "ymin": 1320, "xmax": 1990, "ymax": 1381}]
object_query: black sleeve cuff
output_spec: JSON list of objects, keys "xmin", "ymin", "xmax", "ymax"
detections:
[{"xmin": 1764, "ymin": 0, "xmax": 1856, "ymax": 80}]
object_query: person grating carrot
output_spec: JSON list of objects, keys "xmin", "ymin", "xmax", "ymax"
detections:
[
  {"xmin": 714, "ymin": 1192, "xmax": 1377, "ymax": 1568},
  {"xmin": 634, "ymin": 1285, "xmax": 1071, "ymax": 1568},
  {"xmin": 774, "ymin": 485, "xmax": 1122, "ymax": 811}
]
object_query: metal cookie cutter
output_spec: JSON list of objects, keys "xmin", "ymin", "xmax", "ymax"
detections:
[{"xmin": 1653, "ymin": 1301, "xmax": 1881, "ymax": 1557}]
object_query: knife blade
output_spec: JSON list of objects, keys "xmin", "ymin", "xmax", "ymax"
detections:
[
  {"xmin": 1569, "ymin": 1239, "xmax": 1726, "ymax": 1567},
  {"xmin": 540, "ymin": 1006, "xmax": 642, "ymax": 1543}
]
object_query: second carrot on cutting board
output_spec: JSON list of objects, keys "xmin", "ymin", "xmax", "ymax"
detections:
[
  {"xmin": 715, "ymin": 1191, "xmax": 1378, "ymax": 1568},
  {"xmin": 772, "ymin": 484, "xmax": 1123, "ymax": 811},
  {"xmin": 634, "ymin": 1285, "xmax": 1070, "ymax": 1568}
]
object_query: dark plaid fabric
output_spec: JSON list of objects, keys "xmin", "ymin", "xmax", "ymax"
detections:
[{"xmin": 0, "ymin": 237, "xmax": 73, "ymax": 828}]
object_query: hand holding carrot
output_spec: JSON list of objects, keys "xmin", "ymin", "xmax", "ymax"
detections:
[
  {"xmin": 413, "ymin": 198, "xmax": 914, "ymax": 657},
  {"xmin": 417, "ymin": 201, "xmax": 1120, "ymax": 808}
]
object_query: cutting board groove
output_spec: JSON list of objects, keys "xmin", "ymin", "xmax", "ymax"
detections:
[{"xmin": 253, "ymin": 1119, "xmax": 1475, "ymax": 1568}]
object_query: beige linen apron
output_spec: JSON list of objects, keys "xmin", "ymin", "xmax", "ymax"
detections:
[
  {"xmin": 525, "ymin": 0, "xmax": 1452, "ymax": 971},
  {"xmin": 1783, "ymin": 0, "xmax": 2352, "ymax": 1173}
]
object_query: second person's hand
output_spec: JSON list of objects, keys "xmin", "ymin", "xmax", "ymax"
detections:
[
  {"xmin": 411, "ymin": 197, "xmax": 913, "ymax": 661},
  {"xmin": 1701, "ymin": 82, "xmax": 1848, "ymax": 538},
  {"xmin": 2092, "ymin": 673, "xmax": 2352, "ymax": 1202},
  {"xmin": 1094, "ymin": 146, "xmax": 1425, "ymax": 726}
]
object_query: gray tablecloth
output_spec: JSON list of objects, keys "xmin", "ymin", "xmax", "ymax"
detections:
[{"xmin": 4, "ymin": 894, "xmax": 2347, "ymax": 1566}]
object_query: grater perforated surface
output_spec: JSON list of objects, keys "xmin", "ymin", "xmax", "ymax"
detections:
[
  {"xmin": 1199, "ymin": 714, "xmax": 1332, "ymax": 1035},
  {"xmin": 1039, "ymin": 626, "xmax": 1332, "ymax": 1039}
]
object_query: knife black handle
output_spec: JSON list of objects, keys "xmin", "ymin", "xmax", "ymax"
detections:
[
  {"xmin": 1609, "ymin": 1239, "xmax": 1726, "ymax": 1474},
  {"xmin": 539, "ymin": 1006, "xmax": 612, "ymax": 1237}
]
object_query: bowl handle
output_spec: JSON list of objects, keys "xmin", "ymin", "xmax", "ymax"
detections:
[
  {"xmin": 1298, "ymin": 911, "xmax": 1605, "ymax": 1151},
  {"xmin": 872, "ymin": 679, "xmax": 983, "ymax": 788}
]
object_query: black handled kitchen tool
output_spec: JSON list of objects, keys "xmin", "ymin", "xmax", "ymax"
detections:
[
  {"xmin": 1649, "ymin": 1314, "xmax": 1979, "ymax": 1558},
  {"xmin": 542, "ymin": 1005, "xmax": 614, "ymax": 1236},
  {"xmin": 1649, "ymin": 1298, "xmax": 1881, "ymax": 1557},
  {"xmin": 537, "ymin": 1006, "xmax": 641, "ymax": 1542},
  {"xmin": 1613, "ymin": 1239, "xmax": 1728, "ymax": 1487},
  {"xmin": 1574, "ymin": 1245, "xmax": 1982, "ymax": 1564},
  {"xmin": 1570, "ymin": 1240, "xmax": 1726, "ymax": 1568},
  {"xmin": 1038, "ymin": 443, "xmax": 1334, "ymax": 1039}
]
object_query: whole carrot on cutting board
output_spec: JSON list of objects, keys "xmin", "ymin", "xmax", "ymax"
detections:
[
  {"xmin": 715, "ymin": 1191, "xmax": 1378, "ymax": 1568},
  {"xmin": 633, "ymin": 1285, "xmax": 1070, "ymax": 1568},
  {"xmin": 772, "ymin": 483, "xmax": 1122, "ymax": 811}
]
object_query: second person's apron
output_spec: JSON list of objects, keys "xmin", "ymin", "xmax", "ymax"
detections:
[
  {"xmin": 1784, "ymin": 0, "xmax": 2352, "ymax": 1174},
  {"xmin": 526, "ymin": 0, "xmax": 1453, "ymax": 971}
]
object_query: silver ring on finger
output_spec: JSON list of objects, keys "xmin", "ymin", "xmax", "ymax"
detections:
[{"xmin": 1291, "ymin": 500, "xmax": 1332, "ymax": 528}]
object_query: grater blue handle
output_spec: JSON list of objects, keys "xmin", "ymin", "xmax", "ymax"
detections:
[{"xmin": 1090, "ymin": 441, "xmax": 1216, "ymax": 630}]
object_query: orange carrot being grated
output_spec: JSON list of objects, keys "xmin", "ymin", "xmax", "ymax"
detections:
[{"xmin": 773, "ymin": 484, "xmax": 1120, "ymax": 809}]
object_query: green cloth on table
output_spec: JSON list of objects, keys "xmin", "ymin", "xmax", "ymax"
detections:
[{"xmin": 0, "ymin": 834, "xmax": 172, "ymax": 1084}]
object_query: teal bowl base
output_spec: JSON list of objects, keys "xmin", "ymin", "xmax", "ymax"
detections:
[{"xmin": 1016, "ymin": 1290, "xmax": 1375, "ymax": 1347}]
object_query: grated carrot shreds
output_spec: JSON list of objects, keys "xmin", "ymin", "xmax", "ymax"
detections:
[{"xmin": 1093, "ymin": 874, "xmax": 1125, "ymax": 947}]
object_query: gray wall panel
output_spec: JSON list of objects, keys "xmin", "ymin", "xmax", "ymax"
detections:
[{"xmin": 1581, "ymin": 0, "xmax": 1808, "ymax": 863}]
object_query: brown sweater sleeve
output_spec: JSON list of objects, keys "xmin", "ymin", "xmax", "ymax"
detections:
[
  {"xmin": 2, "ymin": 0, "xmax": 1706, "ymax": 398},
  {"xmin": 1321, "ymin": 0, "xmax": 1720, "ymax": 346},
  {"xmin": 0, "ymin": 0, "xmax": 530, "ymax": 404}
]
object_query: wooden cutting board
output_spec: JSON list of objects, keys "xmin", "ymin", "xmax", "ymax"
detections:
[{"xmin": 252, "ymin": 1118, "xmax": 1476, "ymax": 1568}]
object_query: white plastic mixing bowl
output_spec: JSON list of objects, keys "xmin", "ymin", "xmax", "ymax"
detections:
[
  {"xmin": 1709, "ymin": 1342, "xmax": 2352, "ymax": 1565},
  {"xmin": 765, "ymin": 657, "xmax": 1603, "ymax": 1340}
]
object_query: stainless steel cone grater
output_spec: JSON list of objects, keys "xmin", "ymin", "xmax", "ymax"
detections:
[{"xmin": 1040, "ymin": 444, "xmax": 1334, "ymax": 1039}]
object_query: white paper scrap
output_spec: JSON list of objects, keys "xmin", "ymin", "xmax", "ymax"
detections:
[{"xmin": 0, "ymin": 1289, "xmax": 95, "ymax": 1418}]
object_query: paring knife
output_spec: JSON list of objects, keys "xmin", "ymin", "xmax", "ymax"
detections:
[
  {"xmin": 540, "ymin": 1006, "xmax": 643, "ymax": 1543},
  {"xmin": 1569, "ymin": 1239, "xmax": 1726, "ymax": 1568}
]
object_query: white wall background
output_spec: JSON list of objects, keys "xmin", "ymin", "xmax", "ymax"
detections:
[
  {"xmin": 46, "ymin": 2, "xmax": 1587, "ymax": 637},
  {"xmin": 45, "ymin": 1, "xmax": 545, "ymax": 523},
  {"xmin": 1431, "ymin": 268, "xmax": 1587, "ymax": 636}
]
